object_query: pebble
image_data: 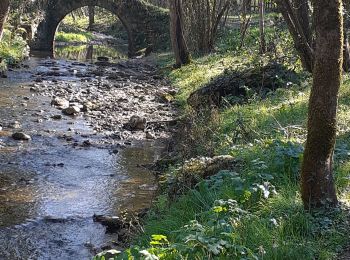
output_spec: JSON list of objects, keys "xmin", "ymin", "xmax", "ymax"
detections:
[
  {"xmin": 146, "ymin": 132, "xmax": 155, "ymax": 139},
  {"xmin": 51, "ymin": 97, "xmax": 69, "ymax": 108},
  {"xmin": 23, "ymin": 59, "xmax": 177, "ymax": 143},
  {"xmin": 62, "ymin": 106, "xmax": 80, "ymax": 115},
  {"xmin": 128, "ymin": 115, "xmax": 147, "ymax": 130},
  {"xmin": 8, "ymin": 121, "xmax": 22, "ymax": 129}
]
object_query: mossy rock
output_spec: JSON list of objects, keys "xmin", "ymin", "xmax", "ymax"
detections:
[{"xmin": 168, "ymin": 155, "xmax": 238, "ymax": 198}]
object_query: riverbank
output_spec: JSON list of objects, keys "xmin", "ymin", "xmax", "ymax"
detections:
[
  {"xmin": 141, "ymin": 57, "xmax": 350, "ymax": 259},
  {"xmin": 95, "ymin": 26, "xmax": 350, "ymax": 259}
]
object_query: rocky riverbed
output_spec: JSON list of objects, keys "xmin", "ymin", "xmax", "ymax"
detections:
[
  {"xmin": 23, "ymin": 56, "xmax": 177, "ymax": 145},
  {"xmin": 0, "ymin": 54, "xmax": 177, "ymax": 259}
]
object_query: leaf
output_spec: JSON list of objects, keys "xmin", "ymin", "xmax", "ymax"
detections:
[
  {"xmin": 151, "ymin": 234, "xmax": 168, "ymax": 242},
  {"xmin": 208, "ymin": 243, "xmax": 223, "ymax": 255}
]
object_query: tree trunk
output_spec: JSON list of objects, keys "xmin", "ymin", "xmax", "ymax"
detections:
[
  {"xmin": 88, "ymin": 6, "xmax": 95, "ymax": 31},
  {"xmin": 276, "ymin": 0, "xmax": 314, "ymax": 72},
  {"xmin": 240, "ymin": 0, "xmax": 251, "ymax": 48},
  {"xmin": 0, "ymin": 0, "xmax": 10, "ymax": 41},
  {"xmin": 259, "ymin": 0, "xmax": 266, "ymax": 53},
  {"xmin": 301, "ymin": 0, "xmax": 343, "ymax": 209},
  {"xmin": 294, "ymin": 0, "xmax": 311, "ymax": 43},
  {"xmin": 293, "ymin": 0, "xmax": 313, "ymax": 71},
  {"xmin": 169, "ymin": 0, "xmax": 191, "ymax": 67},
  {"xmin": 208, "ymin": 0, "xmax": 230, "ymax": 52},
  {"xmin": 343, "ymin": 21, "xmax": 350, "ymax": 71}
]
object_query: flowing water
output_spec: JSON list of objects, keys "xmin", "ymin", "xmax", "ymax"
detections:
[{"xmin": 0, "ymin": 44, "xmax": 165, "ymax": 259}]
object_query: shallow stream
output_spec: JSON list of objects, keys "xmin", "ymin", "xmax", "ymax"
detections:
[{"xmin": 0, "ymin": 44, "xmax": 167, "ymax": 259}]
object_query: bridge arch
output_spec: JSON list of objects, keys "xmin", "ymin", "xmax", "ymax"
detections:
[{"xmin": 30, "ymin": 0, "xmax": 169, "ymax": 57}]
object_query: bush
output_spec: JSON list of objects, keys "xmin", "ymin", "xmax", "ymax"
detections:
[{"xmin": 0, "ymin": 29, "xmax": 28, "ymax": 70}]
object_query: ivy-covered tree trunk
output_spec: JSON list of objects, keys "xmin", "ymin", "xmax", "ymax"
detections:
[
  {"xmin": 0, "ymin": 0, "xmax": 10, "ymax": 41},
  {"xmin": 169, "ymin": 0, "xmax": 190, "ymax": 67},
  {"xmin": 301, "ymin": 0, "xmax": 343, "ymax": 209}
]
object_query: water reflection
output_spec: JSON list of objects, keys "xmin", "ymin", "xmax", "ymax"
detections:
[{"xmin": 54, "ymin": 44, "xmax": 128, "ymax": 62}]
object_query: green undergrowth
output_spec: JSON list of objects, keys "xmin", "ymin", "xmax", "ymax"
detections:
[
  {"xmin": 95, "ymin": 14, "xmax": 350, "ymax": 260},
  {"xmin": 0, "ymin": 29, "xmax": 28, "ymax": 71},
  {"xmin": 55, "ymin": 31, "xmax": 93, "ymax": 43}
]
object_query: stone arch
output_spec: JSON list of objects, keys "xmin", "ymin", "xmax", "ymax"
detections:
[{"xmin": 30, "ymin": 0, "xmax": 169, "ymax": 57}]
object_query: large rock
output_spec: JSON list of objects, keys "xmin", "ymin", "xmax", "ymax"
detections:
[
  {"xmin": 51, "ymin": 114, "xmax": 63, "ymax": 120},
  {"xmin": 128, "ymin": 115, "xmax": 147, "ymax": 130},
  {"xmin": 168, "ymin": 155, "xmax": 238, "ymax": 198},
  {"xmin": 180, "ymin": 155, "xmax": 237, "ymax": 179},
  {"xmin": 51, "ymin": 97, "xmax": 69, "ymax": 108},
  {"xmin": 93, "ymin": 215, "xmax": 126, "ymax": 233},
  {"xmin": 12, "ymin": 132, "xmax": 31, "ymax": 141}
]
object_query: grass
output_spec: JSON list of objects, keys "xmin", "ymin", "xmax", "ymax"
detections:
[
  {"xmin": 95, "ymin": 14, "xmax": 350, "ymax": 260},
  {"xmin": 55, "ymin": 31, "xmax": 93, "ymax": 43}
]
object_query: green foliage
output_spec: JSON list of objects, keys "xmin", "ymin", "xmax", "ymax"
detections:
[
  {"xmin": 55, "ymin": 32, "xmax": 93, "ymax": 43},
  {"xmin": 0, "ymin": 29, "xmax": 28, "ymax": 70},
  {"xmin": 95, "ymin": 12, "xmax": 350, "ymax": 260}
]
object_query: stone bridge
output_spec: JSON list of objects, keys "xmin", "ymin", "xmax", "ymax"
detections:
[{"xmin": 29, "ymin": 0, "xmax": 169, "ymax": 57}]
